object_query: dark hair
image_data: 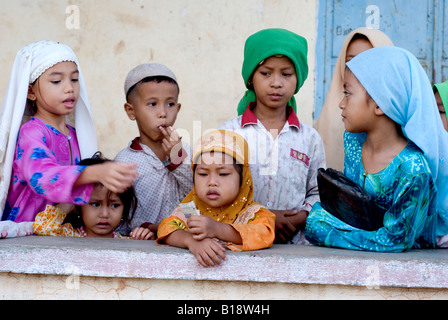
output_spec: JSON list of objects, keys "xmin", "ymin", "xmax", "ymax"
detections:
[
  {"xmin": 126, "ymin": 76, "xmax": 180, "ymax": 103},
  {"xmin": 63, "ymin": 152, "xmax": 138, "ymax": 228},
  {"xmin": 351, "ymin": 33, "xmax": 370, "ymax": 43}
]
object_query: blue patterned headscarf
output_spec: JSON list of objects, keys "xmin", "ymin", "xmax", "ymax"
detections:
[{"xmin": 347, "ymin": 46, "xmax": 448, "ymax": 236}]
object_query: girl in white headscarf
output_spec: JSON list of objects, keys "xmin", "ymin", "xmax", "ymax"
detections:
[
  {"xmin": 314, "ymin": 28, "xmax": 394, "ymax": 171},
  {"xmin": 0, "ymin": 41, "xmax": 137, "ymax": 231}
]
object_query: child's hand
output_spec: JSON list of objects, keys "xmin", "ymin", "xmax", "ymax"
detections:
[
  {"xmin": 188, "ymin": 238, "xmax": 227, "ymax": 268},
  {"xmin": 272, "ymin": 210, "xmax": 299, "ymax": 243},
  {"xmin": 130, "ymin": 227, "xmax": 155, "ymax": 240},
  {"xmin": 188, "ymin": 215, "xmax": 219, "ymax": 241},
  {"xmin": 272, "ymin": 210, "xmax": 308, "ymax": 243},
  {"xmin": 159, "ymin": 126, "xmax": 182, "ymax": 160},
  {"xmin": 286, "ymin": 210, "xmax": 308, "ymax": 229},
  {"xmin": 96, "ymin": 162, "xmax": 138, "ymax": 194}
]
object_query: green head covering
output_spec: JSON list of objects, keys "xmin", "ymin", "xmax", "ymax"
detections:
[
  {"xmin": 434, "ymin": 80, "xmax": 448, "ymax": 124},
  {"xmin": 237, "ymin": 28, "xmax": 308, "ymax": 116}
]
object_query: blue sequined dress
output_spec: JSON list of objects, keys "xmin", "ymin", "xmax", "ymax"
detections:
[{"xmin": 305, "ymin": 132, "xmax": 438, "ymax": 252}]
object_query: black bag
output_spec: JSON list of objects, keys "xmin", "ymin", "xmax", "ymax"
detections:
[{"xmin": 317, "ymin": 168, "xmax": 385, "ymax": 231}]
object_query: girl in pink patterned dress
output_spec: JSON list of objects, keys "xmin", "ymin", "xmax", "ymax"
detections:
[{"xmin": 0, "ymin": 41, "xmax": 138, "ymax": 226}]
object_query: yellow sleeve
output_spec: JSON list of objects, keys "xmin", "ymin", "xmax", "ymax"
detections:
[
  {"xmin": 156, "ymin": 216, "xmax": 188, "ymax": 244},
  {"xmin": 33, "ymin": 205, "xmax": 67, "ymax": 236},
  {"xmin": 228, "ymin": 208, "xmax": 276, "ymax": 252},
  {"xmin": 33, "ymin": 205, "xmax": 82, "ymax": 237}
]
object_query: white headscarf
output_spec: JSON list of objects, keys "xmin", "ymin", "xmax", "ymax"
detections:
[
  {"xmin": 314, "ymin": 28, "xmax": 394, "ymax": 171},
  {"xmin": 0, "ymin": 41, "xmax": 98, "ymax": 214}
]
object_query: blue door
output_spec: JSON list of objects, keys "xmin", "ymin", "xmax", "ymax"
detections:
[{"xmin": 315, "ymin": 0, "xmax": 448, "ymax": 120}]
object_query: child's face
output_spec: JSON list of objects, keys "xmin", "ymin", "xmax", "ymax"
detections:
[
  {"xmin": 81, "ymin": 185, "xmax": 124, "ymax": 238},
  {"xmin": 340, "ymin": 68, "xmax": 377, "ymax": 133},
  {"xmin": 346, "ymin": 38, "xmax": 373, "ymax": 63},
  {"xmin": 125, "ymin": 81, "xmax": 181, "ymax": 147},
  {"xmin": 251, "ymin": 56, "xmax": 297, "ymax": 111},
  {"xmin": 28, "ymin": 61, "xmax": 80, "ymax": 120},
  {"xmin": 435, "ymin": 91, "xmax": 448, "ymax": 131},
  {"xmin": 194, "ymin": 152, "xmax": 240, "ymax": 209}
]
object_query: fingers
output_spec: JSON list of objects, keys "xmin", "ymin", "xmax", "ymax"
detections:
[
  {"xmin": 275, "ymin": 224, "xmax": 296, "ymax": 243},
  {"xmin": 195, "ymin": 240, "xmax": 226, "ymax": 268},
  {"xmin": 130, "ymin": 227, "xmax": 155, "ymax": 240},
  {"xmin": 159, "ymin": 126, "xmax": 181, "ymax": 142},
  {"xmin": 283, "ymin": 210, "xmax": 300, "ymax": 217},
  {"xmin": 276, "ymin": 214, "xmax": 296, "ymax": 234},
  {"xmin": 275, "ymin": 231, "xmax": 289, "ymax": 244},
  {"xmin": 192, "ymin": 233, "xmax": 207, "ymax": 241},
  {"xmin": 189, "ymin": 226, "xmax": 207, "ymax": 241},
  {"xmin": 212, "ymin": 240, "xmax": 227, "ymax": 261},
  {"xmin": 102, "ymin": 162, "xmax": 138, "ymax": 194},
  {"xmin": 188, "ymin": 216, "xmax": 213, "ymax": 240},
  {"xmin": 159, "ymin": 126, "xmax": 182, "ymax": 158},
  {"xmin": 274, "ymin": 212, "xmax": 297, "ymax": 244},
  {"xmin": 115, "ymin": 162, "xmax": 139, "ymax": 181}
]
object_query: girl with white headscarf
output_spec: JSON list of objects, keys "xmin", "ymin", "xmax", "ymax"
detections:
[
  {"xmin": 306, "ymin": 46, "xmax": 448, "ymax": 252},
  {"xmin": 314, "ymin": 28, "xmax": 394, "ymax": 171},
  {"xmin": 0, "ymin": 41, "xmax": 137, "ymax": 229}
]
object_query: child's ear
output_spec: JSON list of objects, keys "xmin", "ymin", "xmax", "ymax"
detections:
[
  {"xmin": 27, "ymin": 84, "xmax": 36, "ymax": 101},
  {"xmin": 367, "ymin": 95, "xmax": 384, "ymax": 116},
  {"xmin": 374, "ymin": 105, "xmax": 385, "ymax": 116},
  {"xmin": 124, "ymin": 102, "xmax": 136, "ymax": 121},
  {"xmin": 177, "ymin": 103, "xmax": 182, "ymax": 112}
]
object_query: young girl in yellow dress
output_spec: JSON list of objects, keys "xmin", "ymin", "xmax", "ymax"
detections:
[
  {"xmin": 157, "ymin": 130, "xmax": 275, "ymax": 267},
  {"xmin": 33, "ymin": 153, "xmax": 154, "ymax": 240}
]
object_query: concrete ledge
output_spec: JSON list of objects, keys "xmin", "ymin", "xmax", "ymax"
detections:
[{"xmin": 1, "ymin": 236, "xmax": 448, "ymax": 289}]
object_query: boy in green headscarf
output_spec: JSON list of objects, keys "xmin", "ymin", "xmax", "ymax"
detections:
[
  {"xmin": 434, "ymin": 80, "xmax": 448, "ymax": 131},
  {"xmin": 237, "ymin": 28, "xmax": 309, "ymax": 115},
  {"xmin": 220, "ymin": 28, "xmax": 326, "ymax": 244}
]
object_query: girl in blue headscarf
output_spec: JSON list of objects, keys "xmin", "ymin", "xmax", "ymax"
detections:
[{"xmin": 305, "ymin": 46, "xmax": 448, "ymax": 252}]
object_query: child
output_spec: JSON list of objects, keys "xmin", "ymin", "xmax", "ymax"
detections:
[
  {"xmin": 115, "ymin": 63, "xmax": 193, "ymax": 236},
  {"xmin": 433, "ymin": 80, "xmax": 448, "ymax": 131},
  {"xmin": 33, "ymin": 153, "xmax": 153, "ymax": 239},
  {"xmin": 0, "ymin": 41, "xmax": 138, "ymax": 224},
  {"xmin": 305, "ymin": 46, "xmax": 448, "ymax": 252},
  {"xmin": 157, "ymin": 130, "xmax": 275, "ymax": 268},
  {"xmin": 220, "ymin": 28, "xmax": 325, "ymax": 244},
  {"xmin": 314, "ymin": 28, "xmax": 394, "ymax": 171}
]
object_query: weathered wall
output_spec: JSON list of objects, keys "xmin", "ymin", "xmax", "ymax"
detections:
[
  {"xmin": 2, "ymin": 237, "xmax": 448, "ymax": 300},
  {"xmin": 4, "ymin": 274, "xmax": 448, "ymax": 300},
  {"xmin": 0, "ymin": 0, "xmax": 318, "ymax": 158}
]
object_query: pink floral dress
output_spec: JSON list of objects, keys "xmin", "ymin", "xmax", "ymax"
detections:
[{"xmin": 3, "ymin": 117, "xmax": 93, "ymax": 222}]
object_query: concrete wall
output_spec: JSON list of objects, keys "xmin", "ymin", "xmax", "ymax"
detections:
[
  {"xmin": 2, "ymin": 237, "xmax": 448, "ymax": 300},
  {"xmin": 0, "ymin": 0, "xmax": 318, "ymax": 159}
]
